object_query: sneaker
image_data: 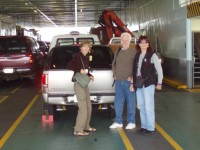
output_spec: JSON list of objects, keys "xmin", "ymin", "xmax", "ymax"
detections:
[
  {"xmin": 109, "ymin": 122, "xmax": 123, "ymax": 129},
  {"xmin": 142, "ymin": 130, "xmax": 155, "ymax": 136},
  {"xmin": 125, "ymin": 123, "xmax": 136, "ymax": 129}
]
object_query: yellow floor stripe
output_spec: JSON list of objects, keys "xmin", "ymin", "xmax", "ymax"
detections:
[
  {"xmin": 0, "ymin": 96, "xmax": 9, "ymax": 104},
  {"xmin": 184, "ymin": 88, "xmax": 200, "ymax": 92},
  {"xmin": 117, "ymin": 128, "xmax": 134, "ymax": 150},
  {"xmin": 156, "ymin": 123, "xmax": 183, "ymax": 150},
  {"xmin": 163, "ymin": 77, "xmax": 187, "ymax": 89},
  {"xmin": 11, "ymin": 83, "xmax": 25, "ymax": 94},
  {"xmin": 164, "ymin": 77, "xmax": 200, "ymax": 92},
  {"xmin": 0, "ymin": 94, "xmax": 39, "ymax": 149}
]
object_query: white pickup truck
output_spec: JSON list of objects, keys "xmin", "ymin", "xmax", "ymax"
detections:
[{"xmin": 41, "ymin": 45, "xmax": 115, "ymax": 118}]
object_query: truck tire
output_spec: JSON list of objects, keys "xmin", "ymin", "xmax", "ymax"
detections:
[
  {"xmin": 43, "ymin": 103, "xmax": 56, "ymax": 119},
  {"xmin": 108, "ymin": 104, "xmax": 115, "ymax": 118}
]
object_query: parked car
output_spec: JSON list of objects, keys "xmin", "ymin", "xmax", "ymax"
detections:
[
  {"xmin": 41, "ymin": 45, "xmax": 114, "ymax": 117},
  {"xmin": 49, "ymin": 31, "xmax": 100, "ymax": 51},
  {"xmin": 0, "ymin": 36, "xmax": 44, "ymax": 81}
]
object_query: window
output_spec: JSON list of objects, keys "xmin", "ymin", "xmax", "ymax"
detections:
[
  {"xmin": 0, "ymin": 38, "xmax": 28, "ymax": 53},
  {"xmin": 50, "ymin": 46, "xmax": 79, "ymax": 69},
  {"xmin": 90, "ymin": 46, "xmax": 113, "ymax": 69},
  {"xmin": 56, "ymin": 38, "xmax": 74, "ymax": 46},
  {"xmin": 77, "ymin": 38, "xmax": 95, "ymax": 44},
  {"xmin": 49, "ymin": 45, "xmax": 113, "ymax": 70}
]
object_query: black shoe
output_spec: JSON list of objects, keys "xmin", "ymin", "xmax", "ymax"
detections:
[
  {"xmin": 136, "ymin": 128, "xmax": 147, "ymax": 134},
  {"xmin": 142, "ymin": 130, "xmax": 155, "ymax": 136}
]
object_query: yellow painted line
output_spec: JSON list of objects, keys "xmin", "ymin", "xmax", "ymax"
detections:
[
  {"xmin": 156, "ymin": 123, "xmax": 183, "ymax": 150},
  {"xmin": 163, "ymin": 77, "xmax": 187, "ymax": 89},
  {"xmin": 117, "ymin": 128, "xmax": 134, "ymax": 150},
  {"xmin": 184, "ymin": 88, "xmax": 200, "ymax": 92},
  {"xmin": 164, "ymin": 77, "xmax": 200, "ymax": 92},
  {"xmin": 0, "ymin": 94, "xmax": 39, "ymax": 149},
  {"xmin": 11, "ymin": 83, "xmax": 25, "ymax": 94},
  {"xmin": 0, "ymin": 96, "xmax": 9, "ymax": 104}
]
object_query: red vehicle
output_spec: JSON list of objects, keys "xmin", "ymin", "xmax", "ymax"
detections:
[
  {"xmin": 90, "ymin": 10, "xmax": 134, "ymax": 45},
  {"xmin": 0, "ymin": 36, "xmax": 44, "ymax": 81}
]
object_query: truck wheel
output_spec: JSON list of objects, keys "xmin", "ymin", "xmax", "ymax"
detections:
[
  {"xmin": 108, "ymin": 104, "xmax": 115, "ymax": 118},
  {"xmin": 43, "ymin": 103, "xmax": 56, "ymax": 119}
]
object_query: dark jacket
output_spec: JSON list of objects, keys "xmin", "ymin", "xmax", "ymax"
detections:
[
  {"xmin": 67, "ymin": 52, "xmax": 92, "ymax": 81},
  {"xmin": 133, "ymin": 51, "xmax": 157, "ymax": 88}
]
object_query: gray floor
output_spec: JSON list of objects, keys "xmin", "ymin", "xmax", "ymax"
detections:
[{"xmin": 0, "ymin": 80, "xmax": 199, "ymax": 150}]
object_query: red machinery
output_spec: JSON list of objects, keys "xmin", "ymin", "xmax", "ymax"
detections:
[{"xmin": 90, "ymin": 10, "xmax": 134, "ymax": 45}]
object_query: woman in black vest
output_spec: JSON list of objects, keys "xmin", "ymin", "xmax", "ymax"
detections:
[{"xmin": 131, "ymin": 35, "xmax": 163, "ymax": 136}]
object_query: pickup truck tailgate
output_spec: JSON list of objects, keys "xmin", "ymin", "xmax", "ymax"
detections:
[
  {"xmin": 46, "ymin": 69, "xmax": 114, "ymax": 94},
  {"xmin": 89, "ymin": 70, "xmax": 114, "ymax": 93},
  {"xmin": 47, "ymin": 70, "xmax": 74, "ymax": 94}
]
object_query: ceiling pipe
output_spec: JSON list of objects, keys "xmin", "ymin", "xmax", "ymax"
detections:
[{"xmin": 26, "ymin": 0, "xmax": 58, "ymax": 27}]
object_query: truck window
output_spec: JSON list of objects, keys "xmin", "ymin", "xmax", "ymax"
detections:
[
  {"xmin": 56, "ymin": 38, "xmax": 74, "ymax": 46},
  {"xmin": 77, "ymin": 38, "xmax": 95, "ymax": 44},
  {"xmin": 0, "ymin": 38, "xmax": 28, "ymax": 53},
  {"xmin": 111, "ymin": 39, "xmax": 121, "ymax": 44},
  {"xmin": 50, "ymin": 46, "xmax": 79, "ymax": 69},
  {"xmin": 49, "ymin": 45, "xmax": 113, "ymax": 70},
  {"xmin": 90, "ymin": 46, "xmax": 113, "ymax": 69}
]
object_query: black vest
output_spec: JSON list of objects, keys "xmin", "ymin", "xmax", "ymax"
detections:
[{"xmin": 133, "ymin": 51, "xmax": 157, "ymax": 88}]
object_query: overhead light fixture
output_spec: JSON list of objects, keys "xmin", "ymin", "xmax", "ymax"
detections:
[{"xmin": 75, "ymin": 0, "xmax": 77, "ymax": 27}]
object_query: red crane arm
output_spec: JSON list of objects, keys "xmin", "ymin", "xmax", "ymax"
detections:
[{"xmin": 98, "ymin": 10, "xmax": 134, "ymax": 39}]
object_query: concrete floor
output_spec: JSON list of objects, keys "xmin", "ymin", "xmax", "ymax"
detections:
[{"xmin": 0, "ymin": 79, "xmax": 199, "ymax": 150}]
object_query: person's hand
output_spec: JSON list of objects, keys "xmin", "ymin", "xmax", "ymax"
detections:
[
  {"xmin": 80, "ymin": 69, "xmax": 87, "ymax": 74},
  {"xmin": 130, "ymin": 84, "xmax": 134, "ymax": 92},
  {"xmin": 90, "ymin": 76, "xmax": 94, "ymax": 82},
  {"xmin": 113, "ymin": 76, "xmax": 116, "ymax": 80},
  {"xmin": 127, "ymin": 76, "xmax": 132, "ymax": 82},
  {"xmin": 156, "ymin": 84, "xmax": 162, "ymax": 90}
]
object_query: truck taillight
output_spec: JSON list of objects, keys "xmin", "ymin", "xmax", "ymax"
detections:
[
  {"xmin": 42, "ymin": 74, "xmax": 48, "ymax": 85},
  {"xmin": 29, "ymin": 54, "xmax": 33, "ymax": 63}
]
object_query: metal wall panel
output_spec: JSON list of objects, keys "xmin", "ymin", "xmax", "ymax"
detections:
[{"xmin": 120, "ymin": 0, "xmax": 194, "ymax": 86}]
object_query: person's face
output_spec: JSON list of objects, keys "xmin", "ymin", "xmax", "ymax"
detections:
[
  {"xmin": 121, "ymin": 36, "xmax": 131, "ymax": 49},
  {"xmin": 139, "ymin": 39, "xmax": 149, "ymax": 50},
  {"xmin": 81, "ymin": 44, "xmax": 90, "ymax": 56}
]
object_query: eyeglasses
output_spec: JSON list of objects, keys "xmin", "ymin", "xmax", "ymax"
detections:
[{"xmin": 140, "ymin": 42, "xmax": 149, "ymax": 44}]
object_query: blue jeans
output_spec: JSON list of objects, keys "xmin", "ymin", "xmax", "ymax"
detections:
[
  {"xmin": 136, "ymin": 85, "xmax": 155, "ymax": 131},
  {"xmin": 114, "ymin": 80, "xmax": 136, "ymax": 124}
]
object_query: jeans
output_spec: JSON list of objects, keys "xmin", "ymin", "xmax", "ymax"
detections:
[
  {"xmin": 114, "ymin": 80, "xmax": 136, "ymax": 124},
  {"xmin": 136, "ymin": 85, "xmax": 155, "ymax": 131}
]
